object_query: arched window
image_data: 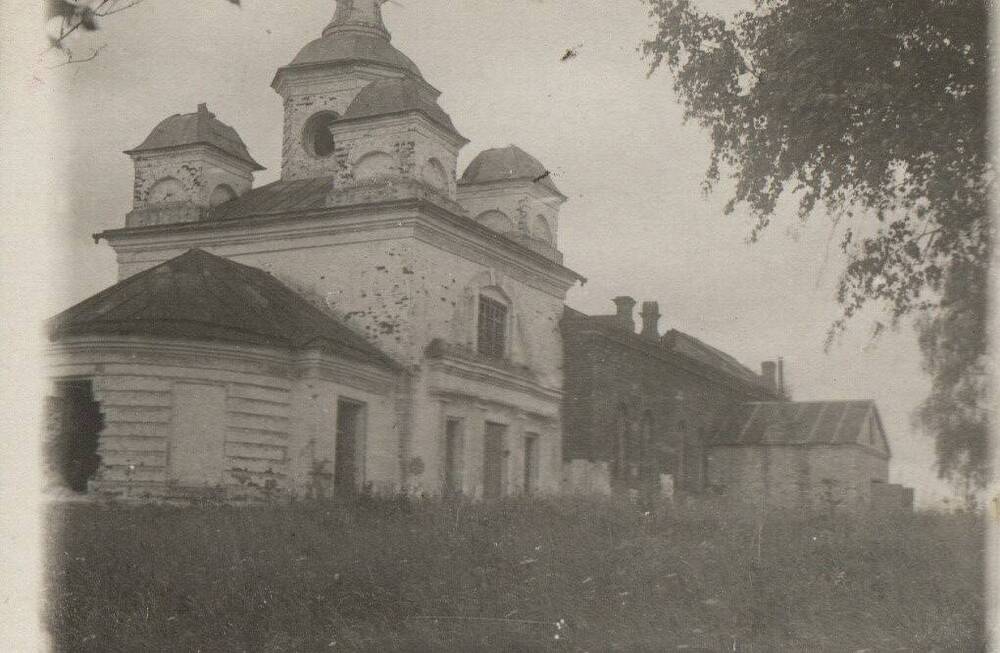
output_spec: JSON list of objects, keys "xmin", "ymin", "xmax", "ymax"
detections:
[
  {"xmin": 354, "ymin": 151, "xmax": 396, "ymax": 183},
  {"xmin": 421, "ymin": 158, "xmax": 449, "ymax": 190},
  {"xmin": 531, "ymin": 215, "xmax": 553, "ymax": 244},
  {"xmin": 209, "ymin": 184, "xmax": 237, "ymax": 207},
  {"xmin": 302, "ymin": 111, "xmax": 339, "ymax": 158},
  {"xmin": 475, "ymin": 210, "xmax": 515, "ymax": 235},
  {"xmin": 147, "ymin": 177, "xmax": 185, "ymax": 204}
]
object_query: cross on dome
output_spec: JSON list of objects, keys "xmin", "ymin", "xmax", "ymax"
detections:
[{"xmin": 323, "ymin": 0, "xmax": 391, "ymax": 40}]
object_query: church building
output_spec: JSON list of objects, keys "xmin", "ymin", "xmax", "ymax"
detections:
[{"xmin": 45, "ymin": 1, "xmax": 908, "ymax": 511}]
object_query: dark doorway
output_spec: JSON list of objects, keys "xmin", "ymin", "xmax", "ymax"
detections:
[
  {"xmin": 46, "ymin": 380, "xmax": 103, "ymax": 493},
  {"xmin": 334, "ymin": 399, "xmax": 365, "ymax": 499},
  {"xmin": 483, "ymin": 422, "xmax": 506, "ymax": 500},
  {"xmin": 444, "ymin": 418, "xmax": 464, "ymax": 496}
]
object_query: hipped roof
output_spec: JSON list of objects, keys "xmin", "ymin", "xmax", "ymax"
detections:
[{"xmin": 48, "ymin": 249, "xmax": 396, "ymax": 369}]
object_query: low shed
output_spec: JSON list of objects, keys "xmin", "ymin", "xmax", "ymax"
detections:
[{"xmin": 708, "ymin": 401, "xmax": 891, "ymax": 512}]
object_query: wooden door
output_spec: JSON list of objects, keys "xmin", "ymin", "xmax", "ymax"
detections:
[{"xmin": 483, "ymin": 422, "xmax": 506, "ymax": 500}]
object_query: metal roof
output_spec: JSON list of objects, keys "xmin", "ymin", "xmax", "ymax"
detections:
[
  {"xmin": 281, "ymin": 32, "xmax": 422, "ymax": 79},
  {"xmin": 47, "ymin": 249, "xmax": 397, "ymax": 369},
  {"xmin": 662, "ymin": 329, "xmax": 762, "ymax": 387},
  {"xmin": 460, "ymin": 145, "xmax": 564, "ymax": 198},
  {"xmin": 342, "ymin": 78, "xmax": 458, "ymax": 134},
  {"xmin": 711, "ymin": 400, "xmax": 884, "ymax": 448},
  {"xmin": 126, "ymin": 104, "xmax": 264, "ymax": 171},
  {"xmin": 206, "ymin": 177, "xmax": 335, "ymax": 222}
]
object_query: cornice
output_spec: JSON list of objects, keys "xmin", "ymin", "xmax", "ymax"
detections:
[{"xmin": 97, "ymin": 195, "xmax": 584, "ymax": 294}]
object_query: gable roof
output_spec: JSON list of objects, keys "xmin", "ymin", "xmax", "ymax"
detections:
[
  {"xmin": 47, "ymin": 249, "xmax": 397, "ymax": 369},
  {"xmin": 711, "ymin": 400, "xmax": 887, "ymax": 452},
  {"xmin": 126, "ymin": 104, "xmax": 264, "ymax": 171}
]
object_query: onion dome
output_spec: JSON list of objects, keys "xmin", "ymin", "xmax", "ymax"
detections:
[
  {"xmin": 460, "ymin": 145, "xmax": 563, "ymax": 198},
  {"xmin": 125, "ymin": 103, "xmax": 263, "ymax": 170},
  {"xmin": 342, "ymin": 78, "xmax": 459, "ymax": 134}
]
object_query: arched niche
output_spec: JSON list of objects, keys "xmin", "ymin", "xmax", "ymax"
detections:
[
  {"xmin": 209, "ymin": 184, "xmax": 237, "ymax": 207},
  {"xmin": 147, "ymin": 177, "xmax": 185, "ymax": 204},
  {"xmin": 353, "ymin": 151, "xmax": 396, "ymax": 184},
  {"xmin": 475, "ymin": 210, "xmax": 515, "ymax": 235},
  {"xmin": 421, "ymin": 158, "xmax": 449, "ymax": 191},
  {"xmin": 531, "ymin": 214, "xmax": 554, "ymax": 243}
]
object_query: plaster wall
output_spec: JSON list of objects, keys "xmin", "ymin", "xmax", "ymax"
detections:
[{"xmin": 46, "ymin": 338, "xmax": 398, "ymax": 501}]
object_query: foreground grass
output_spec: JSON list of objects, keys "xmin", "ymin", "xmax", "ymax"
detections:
[{"xmin": 46, "ymin": 498, "xmax": 984, "ymax": 652}]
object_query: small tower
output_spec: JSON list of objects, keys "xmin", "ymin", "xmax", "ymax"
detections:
[
  {"xmin": 458, "ymin": 145, "xmax": 567, "ymax": 263},
  {"xmin": 271, "ymin": 0, "xmax": 460, "ymax": 184},
  {"xmin": 124, "ymin": 103, "xmax": 263, "ymax": 228}
]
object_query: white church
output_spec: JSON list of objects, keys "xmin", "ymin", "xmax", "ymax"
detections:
[{"xmin": 46, "ymin": 0, "xmax": 584, "ymax": 502}]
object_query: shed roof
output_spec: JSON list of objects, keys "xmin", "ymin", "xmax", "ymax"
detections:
[
  {"xmin": 460, "ymin": 145, "xmax": 564, "ymax": 198},
  {"xmin": 343, "ymin": 78, "xmax": 458, "ymax": 134},
  {"xmin": 711, "ymin": 400, "xmax": 884, "ymax": 449},
  {"xmin": 47, "ymin": 249, "xmax": 396, "ymax": 368},
  {"xmin": 126, "ymin": 104, "xmax": 264, "ymax": 170}
]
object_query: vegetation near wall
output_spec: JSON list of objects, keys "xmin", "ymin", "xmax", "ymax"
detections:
[{"xmin": 46, "ymin": 498, "xmax": 984, "ymax": 651}]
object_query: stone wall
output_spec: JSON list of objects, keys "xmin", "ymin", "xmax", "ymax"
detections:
[
  {"xmin": 130, "ymin": 146, "xmax": 254, "ymax": 212},
  {"xmin": 706, "ymin": 445, "xmax": 890, "ymax": 512}
]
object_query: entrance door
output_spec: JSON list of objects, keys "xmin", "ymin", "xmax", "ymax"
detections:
[
  {"xmin": 483, "ymin": 422, "xmax": 506, "ymax": 500},
  {"xmin": 334, "ymin": 400, "xmax": 365, "ymax": 499},
  {"xmin": 444, "ymin": 418, "xmax": 464, "ymax": 496}
]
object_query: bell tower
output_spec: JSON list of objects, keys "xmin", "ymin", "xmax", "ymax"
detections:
[{"xmin": 271, "ymin": 0, "xmax": 434, "ymax": 182}]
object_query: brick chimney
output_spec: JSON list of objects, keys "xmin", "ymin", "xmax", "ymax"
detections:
[
  {"xmin": 640, "ymin": 301, "xmax": 660, "ymax": 339},
  {"xmin": 761, "ymin": 361, "xmax": 777, "ymax": 393},
  {"xmin": 612, "ymin": 296, "xmax": 636, "ymax": 332}
]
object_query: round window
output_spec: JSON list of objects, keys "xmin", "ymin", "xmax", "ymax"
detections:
[{"xmin": 302, "ymin": 111, "xmax": 339, "ymax": 158}]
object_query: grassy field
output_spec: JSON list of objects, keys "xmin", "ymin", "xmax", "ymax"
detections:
[{"xmin": 46, "ymin": 497, "xmax": 985, "ymax": 652}]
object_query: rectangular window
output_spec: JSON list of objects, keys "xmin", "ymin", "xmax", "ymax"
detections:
[
  {"xmin": 523, "ymin": 433, "xmax": 540, "ymax": 496},
  {"xmin": 444, "ymin": 418, "xmax": 464, "ymax": 495},
  {"xmin": 477, "ymin": 296, "xmax": 507, "ymax": 359}
]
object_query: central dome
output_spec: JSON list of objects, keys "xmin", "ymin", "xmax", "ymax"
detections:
[
  {"xmin": 286, "ymin": 32, "xmax": 422, "ymax": 78},
  {"xmin": 277, "ymin": 1, "xmax": 423, "ymax": 81}
]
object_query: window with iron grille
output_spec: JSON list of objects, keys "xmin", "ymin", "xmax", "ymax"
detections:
[{"xmin": 477, "ymin": 295, "xmax": 507, "ymax": 358}]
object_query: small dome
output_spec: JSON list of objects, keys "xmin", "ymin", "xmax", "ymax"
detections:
[
  {"xmin": 286, "ymin": 32, "xmax": 423, "ymax": 78},
  {"xmin": 343, "ymin": 78, "xmax": 457, "ymax": 133},
  {"xmin": 460, "ymin": 145, "xmax": 563, "ymax": 197},
  {"xmin": 126, "ymin": 104, "xmax": 263, "ymax": 170}
]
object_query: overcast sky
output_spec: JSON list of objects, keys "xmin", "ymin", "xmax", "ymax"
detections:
[{"xmin": 43, "ymin": 0, "xmax": 956, "ymax": 505}]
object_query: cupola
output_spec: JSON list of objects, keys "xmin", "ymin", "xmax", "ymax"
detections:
[
  {"xmin": 272, "ymin": 0, "xmax": 450, "ymax": 183},
  {"xmin": 458, "ymin": 145, "xmax": 567, "ymax": 262},
  {"xmin": 124, "ymin": 103, "xmax": 262, "ymax": 228}
]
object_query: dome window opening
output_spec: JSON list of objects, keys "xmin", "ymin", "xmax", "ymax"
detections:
[{"xmin": 303, "ymin": 111, "xmax": 339, "ymax": 158}]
